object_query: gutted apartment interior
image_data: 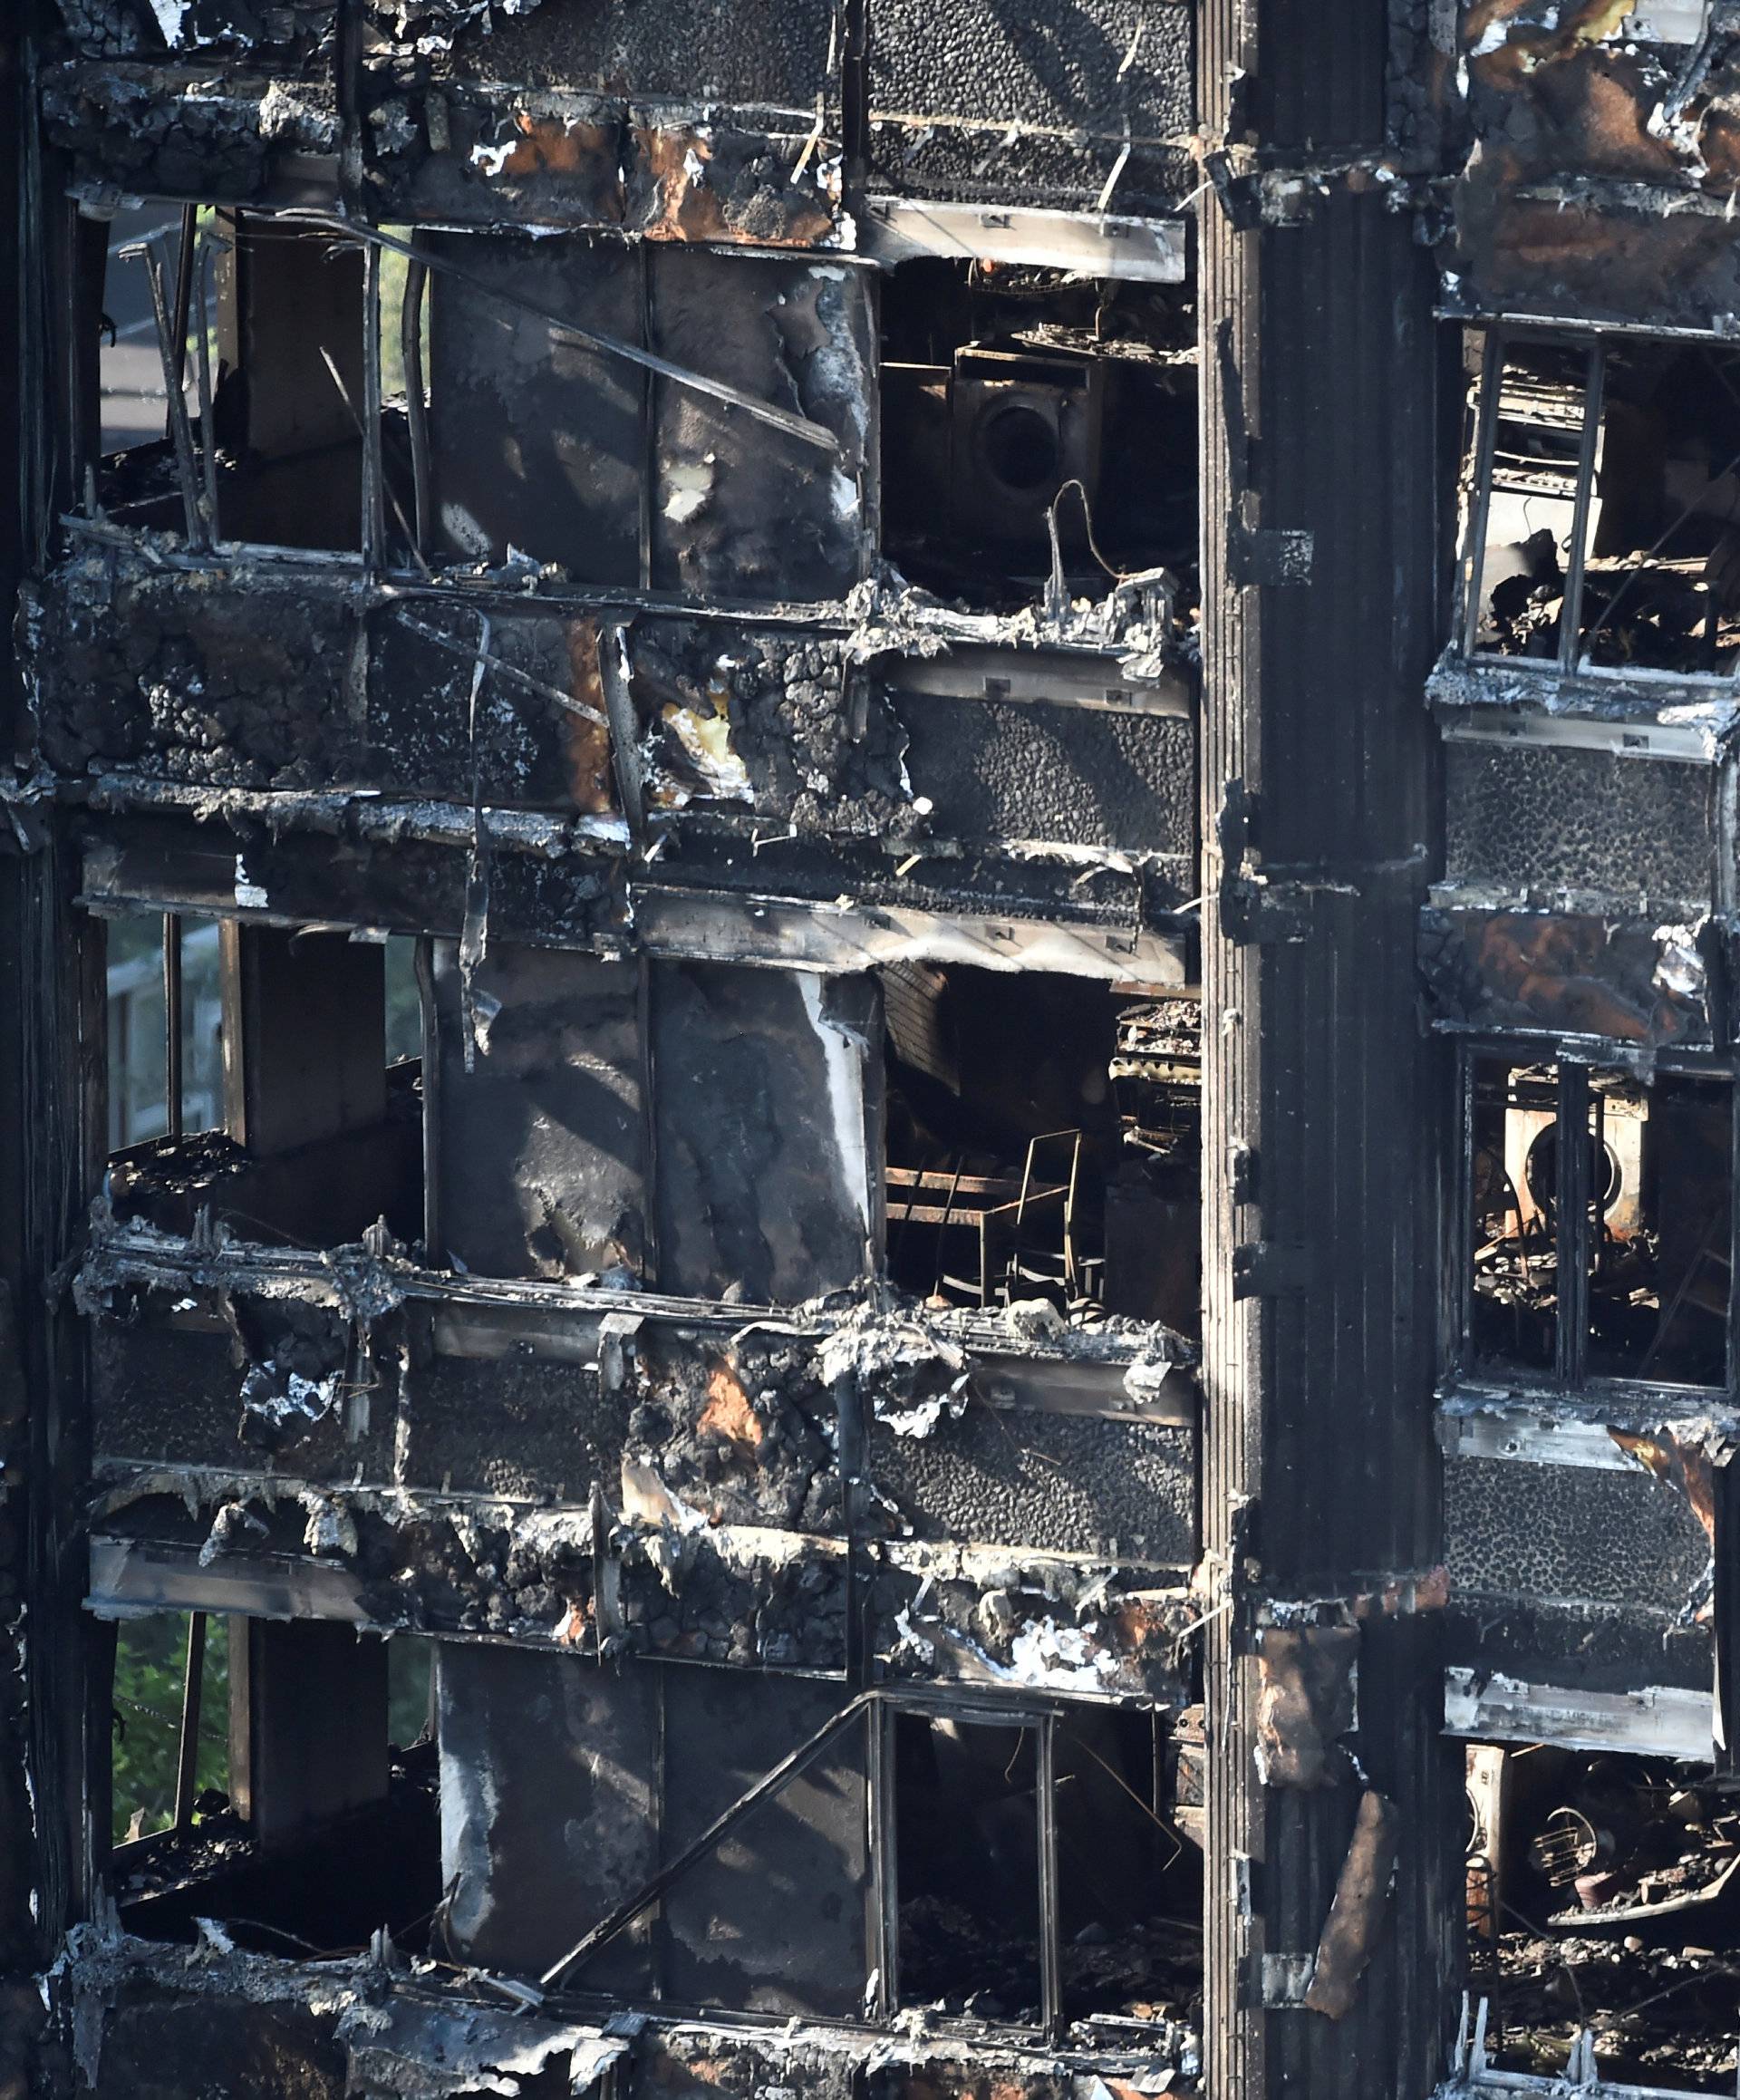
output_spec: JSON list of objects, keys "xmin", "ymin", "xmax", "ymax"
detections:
[{"xmin": 10, "ymin": 2, "xmax": 1740, "ymax": 2099}]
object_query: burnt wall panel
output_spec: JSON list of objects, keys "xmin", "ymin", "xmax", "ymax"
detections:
[
  {"xmin": 658, "ymin": 1667, "xmax": 868, "ymax": 2018},
  {"xmin": 28, "ymin": 554, "xmax": 356, "ymax": 789},
  {"xmin": 1444, "ymin": 745, "xmax": 1712, "ymax": 902},
  {"xmin": 897, "ymin": 694, "xmax": 1194, "ymax": 855},
  {"xmin": 425, "ymin": 233, "xmax": 643, "ymax": 585},
  {"xmin": 361, "ymin": 80, "xmax": 841, "ymax": 240},
  {"xmin": 866, "ymin": 0, "xmax": 1194, "ymax": 209},
  {"xmin": 1418, "ymin": 905, "xmax": 1714, "ymax": 1047},
  {"xmin": 868, "ymin": 1404, "xmax": 1195, "ymax": 1563},
  {"xmin": 91, "ymin": 1294, "xmax": 395, "ymax": 1479},
  {"xmin": 631, "ymin": 621, "xmax": 915, "ymax": 841},
  {"xmin": 645, "ymin": 249, "xmax": 871, "ymax": 603},
  {"xmin": 627, "ymin": 1331, "xmax": 844, "ymax": 1533},
  {"xmin": 41, "ymin": 63, "xmax": 341, "ymax": 204},
  {"xmin": 1445, "ymin": 1454, "xmax": 1711, "ymax": 1615},
  {"xmin": 1442, "ymin": 1596, "xmax": 1714, "ymax": 1698},
  {"xmin": 92, "ymin": 1313, "xmax": 251, "ymax": 1467},
  {"xmin": 1447, "ymin": 22, "xmax": 1740, "ymax": 330},
  {"xmin": 82, "ymin": 1994, "xmax": 345, "ymax": 2100},
  {"xmin": 435, "ymin": 1642, "xmax": 660, "ymax": 1991},
  {"xmin": 94, "ymin": 826, "xmax": 615, "ymax": 954},
  {"xmin": 651, "ymin": 963, "xmax": 875, "ymax": 1303},
  {"xmin": 51, "ymin": 0, "xmax": 334, "ymax": 61},
  {"xmin": 431, "ymin": 943, "xmax": 646, "ymax": 1281}
]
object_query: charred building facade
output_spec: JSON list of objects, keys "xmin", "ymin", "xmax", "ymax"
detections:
[{"xmin": 5, "ymin": 1, "xmax": 1740, "ymax": 2096}]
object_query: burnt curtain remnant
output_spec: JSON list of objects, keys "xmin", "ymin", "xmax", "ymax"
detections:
[{"xmin": 7, "ymin": 3, "xmax": 1740, "ymax": 2098}]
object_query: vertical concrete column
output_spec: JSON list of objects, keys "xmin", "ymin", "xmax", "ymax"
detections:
[{"xmin": 1196, "ymin": 5, "xmax": 1460, "ymax": 2094}]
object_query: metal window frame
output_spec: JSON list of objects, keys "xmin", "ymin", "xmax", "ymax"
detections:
[
  {"xmin": 1458, "ymin": 328, "xmax": 1604, "ymax": 671},
  {"xmin": 1456, "ymin": 324, "xmax": 1740, "ymax": 690},
  {"xmin": 869, "ymin": 1692, "xmax": 1065, "ymax": 2044},
  {"xmin": 1457, "ymin": 1039, "xmax": 1738, "ymax": 1399}
]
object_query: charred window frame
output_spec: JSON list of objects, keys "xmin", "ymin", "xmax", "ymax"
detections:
[
  {"xmin": 1457, "ymin": 1042, "xmax": 1739, "ymax": 1396},
  {"xmin": 870, "ymin": 1695, "xmax": 1065, "ymax": 2040},
  {"xmin": 83, "ymin": 209, "xmax": 398, "ymax": 565},
  {"xmin": 102, "ymin": 912, "xmax": 429, "ymax": 1252},
  {"xmin": 1455, "ymin": 326, "xmax": 1740, "ymax": 685},
  {"xmin": 541, "ymin": 1686, "xmax": 1194, "ymax": 2042},
  {"xmin": 96, "ymin": 1608, "xmax": 439, "ymax": 1948}
]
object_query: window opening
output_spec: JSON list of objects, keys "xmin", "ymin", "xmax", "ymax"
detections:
[
  {"xmin": 96, "ymin": 205, "xmax": 196, "ymax": 458},
  {"xmin": 107, "ymin": 1617, "xmax": 440, "ymax": 1956},
  {"xmin": 1459, "ymin": 330, "xmax": 1740, "ymax": 682},
  {"xmin": 94, "ymin": 209, "xmax": 367, "ymax": 555},
  {"xmin": 105, "ymin": 917, "xmax": 425, "ymax": 1251},
  {"xmin": 106, "ymin": 911, "xmax": 224, "ymax": 1151},
  {"xmin": 1463, "ymin": 1741, "xmax": 1739, "ymax": 2088},
  {"xmin": 879, "ymin": 258, "xmax": 1198, "ymax": 618},
  {"xmin": 1471, "ymin": 1058, "xmax": 1561, "ymax": 1372},
  {"xmin": 884, "ymin": 1702, "xmax": 1202, "ymax": 2039},
  {"xmin": 111, "ymin": 1611, "xmax": 228, "ymax": 1848},
  {"xmin": 1467, "ymin": 1052, "xmax": 1732, "ymax": 1389},
  {"xmin": 893, "ymin": 1709, "xmax": 1048, "ymax": 2024},
  {"xmin": 1053, "ymin": 1709, "xmax": 1202, "ymax": 2033},
  {"xmin": 882, "ymin": 967, "xmax": 1199, "ymax": 1329}
]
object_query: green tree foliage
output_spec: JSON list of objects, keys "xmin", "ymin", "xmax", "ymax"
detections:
[{"xmin": 111, "ymin": 1613, "xmax": 228, "ymax": 1844}]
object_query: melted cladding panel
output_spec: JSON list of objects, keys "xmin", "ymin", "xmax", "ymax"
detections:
[
  {"xmin": 436, "ymin": 1643, "xmax": 660, "ymax": 1993},
  {"xmin": 645, "ymin": 247, "xmax": 872, "ymax": 604},
  {"xmin": 658, "ymin": 1667, "xmax": 868, "ymax": 2018},
  {"xmin": 1417, "ymin": 905, "xmax": 1712, "ymax": 1048},
  {"xmin": 424, "ymin": 236, "xmax": 871, "ymax": 602},
  {"xmin": 424, "ymin": 233, "xmax": 643, "ymax": 586},
  {"xmin": 434, "ymin": 1647, "xmax": 866, "ymax": 2012}
]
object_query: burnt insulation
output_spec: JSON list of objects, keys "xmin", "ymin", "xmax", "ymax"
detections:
[
  {"xmin": 1445, "ymin": 745, "xmax": 1711, "ymax": 904},
  {"xmin": 1444, "ymin": 1455, "xmax": 1712, "ymax": 1615}
]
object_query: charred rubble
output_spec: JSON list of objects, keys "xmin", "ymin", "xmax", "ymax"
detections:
[{"xmin": 10, "ymin": 2, "xmax": 1740, "ymax": 2100}]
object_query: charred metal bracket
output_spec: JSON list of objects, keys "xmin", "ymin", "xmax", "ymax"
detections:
[
  {"xmin": 1232, "ymin": 1240, "xmax": 1315, "ymax": 1297},
  {"xmin": 1229, "ymin": 1139, "xmax": 1258, "ymax": 1206},
  {"xmin": 1204, "ymin": 148, "xmax": 1262, "ymax": 231},
  {"xmin": 1259, "ymin": 1951, "xmax": 1317, "ymax": 2008},
  {"xmin": 1217, "ymin": 779, "xmax": 1321, "ymax": 944}
]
